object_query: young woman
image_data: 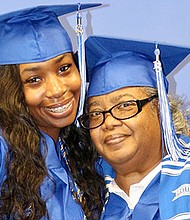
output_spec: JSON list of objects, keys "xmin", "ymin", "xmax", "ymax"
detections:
[{"xmin": 0, "ymin": 5, "xmax": 105, "ymax": 220}]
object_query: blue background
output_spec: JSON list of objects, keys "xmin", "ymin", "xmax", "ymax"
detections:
[{"xmin": 1, "ymin": 0, "xmax": 190, "ymax": 108}]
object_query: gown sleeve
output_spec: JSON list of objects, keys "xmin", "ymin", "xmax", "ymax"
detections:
[{"xmin": 0, "ymin": 134, "xmax": 8, "ymax": 186}]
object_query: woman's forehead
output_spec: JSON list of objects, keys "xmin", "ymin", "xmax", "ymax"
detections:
[{"xmin": 88, "ymin": 87, "xmax": 147, "ymax": 105}]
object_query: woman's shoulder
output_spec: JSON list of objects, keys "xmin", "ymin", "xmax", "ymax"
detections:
[
  {"xmin": 179, "ymin": 134, "xmax": 190, "ymax": 145},
  {"xmin": 0, "ymin": 129, "xmax": 8, "ymax": 184},
  {"xmin": 162, "ymin": 134, "xmax": 190, "ymax": 174},
  {"xmin": 0, "ymin": 129, "xmax": 8, "ymax": 151},
  {"xmin": 96, "ymin": 157, "xmax": 115, "ymax": 179}
]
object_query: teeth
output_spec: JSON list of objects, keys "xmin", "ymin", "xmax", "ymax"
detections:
[{"xmin": 45, "ymin": 102, "xmax": 71, "ymax": 113}]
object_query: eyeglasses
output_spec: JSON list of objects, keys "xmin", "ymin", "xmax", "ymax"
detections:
[{"xmin": 78, "ymin": 94, "xmax": 158, "ymax": 129}]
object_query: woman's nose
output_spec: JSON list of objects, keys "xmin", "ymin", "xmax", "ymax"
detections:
[
  {"xmin": 102, "ymin": 113, "xmax": 122, "ymax": 130},
  {"xmin": 45, "ymin": 76, "xmax": 66, "ymax": 98}
]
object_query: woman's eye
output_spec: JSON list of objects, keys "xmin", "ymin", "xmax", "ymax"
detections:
[
  {"xmin": 118, "ymin": 102, "xmax": 135, "ymax": 110},
  {"xmin": 121, "ymin": 102, "xmax": 130, "ymax": 108},
  {"xmin": 89, "ymin": 111, "xmax": 102, "ymax": 120},
  {"xmin": 58, "ymin": 64, "xmax": 71, "ymax": 74},
  {"xmin": 90, "ymin": 111, "xmax": 102, "ymax": 117},
  {"xmin": 25, "ymin": 77, "xmax": 41, "ymax": 84}
]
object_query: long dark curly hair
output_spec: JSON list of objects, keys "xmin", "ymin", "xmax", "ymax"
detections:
[{"xmin": 0, "ymin": 63, "xmax": 105, "ymax": 219}]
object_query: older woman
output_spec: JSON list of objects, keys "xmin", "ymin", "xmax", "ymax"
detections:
[{"xmin": 79, "ymin": 36, "xmax": 190, "ymax": 219}]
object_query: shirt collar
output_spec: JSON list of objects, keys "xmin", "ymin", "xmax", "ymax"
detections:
[{"xmin": 108, "ymin": 163, "xmax": 161, "ymax": 209}]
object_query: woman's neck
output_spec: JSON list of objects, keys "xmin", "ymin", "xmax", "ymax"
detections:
[{"xmin": 39, "ymin": 126, "xmax": 60, "ymax": 142}]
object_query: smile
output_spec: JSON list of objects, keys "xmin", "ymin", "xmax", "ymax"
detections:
[
  {"xmin": 44, "ymin": 102, "xmax": 72, "ymax": 113},
  {"xmin": 104, "ymin": 134, "xmax": 128, "ymax": 145}
]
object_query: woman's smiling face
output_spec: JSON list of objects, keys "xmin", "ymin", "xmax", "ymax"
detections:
[
  {"xmin": 89, "ymin": 87, "xmax": 162, "ymax": 172},
  {"xmin": 19, "ymin": 53, "xmax": 81, "ymax": 140}
]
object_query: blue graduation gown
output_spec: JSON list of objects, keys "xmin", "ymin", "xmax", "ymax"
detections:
[
  {"xmin": 0, "ymin": 132, "xmax": 85, "ymax": 220},
  {"xmin": 159, "ymin": 135, "xmax": 190, "ymax": 219},
  {"xmin": 99, "ymin": 135, "xmax": 190, "ymax": 220},
  {"xmin": 100, "ymin": 172, "xmax": 161, "ymax": 220}
]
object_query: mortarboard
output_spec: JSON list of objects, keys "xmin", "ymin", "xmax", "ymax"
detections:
[
  {"xmin": 85, "ymin": 35, "xmax": 190, "ymax": 160},
  {"xmin": 85, "ymin": 36, "xmax": 190, "ymax": 98},
  {"xmin": 0, "ymin": 4, "xmax": 101, "ymax": 65}
]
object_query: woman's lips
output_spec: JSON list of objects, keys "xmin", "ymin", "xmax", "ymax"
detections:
[
  {"xmin": 104, "ymin": 134, "xmax": 128, "ymax": 145},
  {"xmin": 43, "ymin": 99, "xmax": 75, "ymax": 118},
  {"xmin": 44, "ymin": 101, "xmax": 72, "ymax": 113}
]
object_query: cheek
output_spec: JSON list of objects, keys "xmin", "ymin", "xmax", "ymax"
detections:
[
  {"xmin": 71, "ymin": 73, "xmax": 81, "ymax": 92},
  {"xmin": 136, "ymin": 112, "xmax": 161, "ymax": 143},
  {"xmin": 24, "ymin": 87, "xmax": 43, "ymax": 107},
  {"xmin": 127, "ymin": 109, "xmax": 160, "ymax": 139},
  {"xmin": 66, "ymin": 69, "xmax": 81, "ymax": 97}
]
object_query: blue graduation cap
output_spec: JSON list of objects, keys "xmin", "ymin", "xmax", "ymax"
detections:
[
  {"xmin": 0, "ymin": 4, "xmax": 101, "ymax": 64},
  {"xmin": 85, "ymin": 35, "xmax": 190, "ymax": 160},
  {"xmin": 85, "ymin": 36, "xmax": 190, "ymax": 98}
]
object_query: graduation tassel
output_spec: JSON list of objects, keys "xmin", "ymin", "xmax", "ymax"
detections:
[
  {"xmin": 76, "ymin": 3, "xmax": 86, "ymax": 125},
  {"xmin": 59, "ymin": 137, "xmax": 87, "ymax": 219},
  {"xmin": 154, "ymin": 45, "xmax": 190, "ymax": 161}
]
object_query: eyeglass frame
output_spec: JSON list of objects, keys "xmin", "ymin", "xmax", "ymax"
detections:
[{"xmin": 78, "ymin": 94, "xmax": 158, "ymax": 129}]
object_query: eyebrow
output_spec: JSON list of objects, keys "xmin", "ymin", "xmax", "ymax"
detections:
[
  {"xmin": 20, "ymin": 54, "xmax": 68, "ymax": 74},
  {"xmin": 88, "ymin": 100, "xmax": 100, "ymax": 108},
  {"xmin": 54, "ymin": 54, "xmax": 67, "ymax": 64},
  {"xmin": 22, "ymin": 67, "xmax": 40, "ymax": 74},
  {"xmin": 88, "ymin": 93, "xmax": 136, "ymax": 108},
  {"xmin": 110, "ymin": 93, "xmax": 136, "ymax": 103}
]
